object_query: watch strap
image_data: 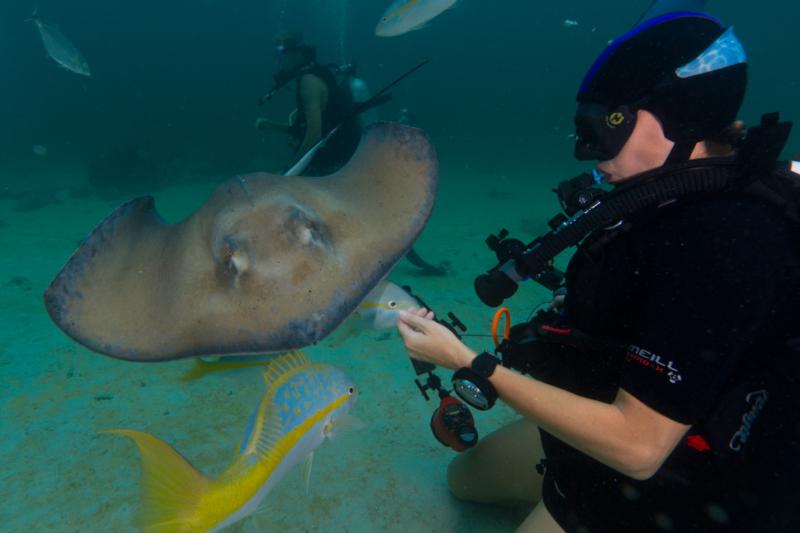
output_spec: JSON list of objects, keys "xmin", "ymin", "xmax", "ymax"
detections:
[{"xmin": 471, "ymin": 352, "xmax": 500, "ymax": 379}]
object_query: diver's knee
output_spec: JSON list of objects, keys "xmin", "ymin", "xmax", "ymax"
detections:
[
  {"xmin": 446, "ymin": 453, "xmax": 473, "ymax": 500},
  {"xmin": 446, "ymin": 446, "xmax": 496, "ymax": 501}
]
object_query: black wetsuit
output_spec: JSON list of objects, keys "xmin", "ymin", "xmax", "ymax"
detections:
[
  {"xmin": 538, "ymin": 179, "xmax": 800, "ymax": 532},
  {"xmin": 289, "ymin": 64, "xmax": 361, "ymax": 175}
]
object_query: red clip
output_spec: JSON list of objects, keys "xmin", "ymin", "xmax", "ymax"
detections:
[
  {"xmin": 541, "ymin": 325, "xmax": 572, "ymax": 336},
  {"xmin": 686, "ymin": 434, "xmax": 711, "ymax": 452}
]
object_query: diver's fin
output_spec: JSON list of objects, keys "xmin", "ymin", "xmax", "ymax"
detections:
[
  {"xmin": 636, "ymin": 0, "xmax": 709, "ymax": 25},
  {"xmin": 102, "ymin": 429, "xmax": 212, "ymax": 532},
  {"xmin": 302, "ymin": 452, "xmax": 314, "ymax": 496}
]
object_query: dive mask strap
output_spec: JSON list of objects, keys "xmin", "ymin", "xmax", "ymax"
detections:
[{"xmin": 666, "ymin": 141, "xmax": 697, "ymax": 164}]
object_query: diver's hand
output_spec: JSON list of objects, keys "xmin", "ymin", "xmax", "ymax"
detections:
[
  {"xmin": 397, "ymin": 307, "xmax": 476, "ymax": 371},
  {"xmin": 255, "ymin": 118, "xmax": 269, "ymax": 131}
]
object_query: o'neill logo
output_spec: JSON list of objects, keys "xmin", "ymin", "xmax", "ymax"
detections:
[
  {"xmin": 625, "ymin": 345, "xmax": 683, "ymax": 384},
  {"xmin": 729, "ymin": 389, "xmax": 769, "ymax": 452}
]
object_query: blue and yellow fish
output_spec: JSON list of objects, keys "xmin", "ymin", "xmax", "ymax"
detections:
[{"xmin": 105, "ymin": 352, "xmax": 360, "ymax": 532}]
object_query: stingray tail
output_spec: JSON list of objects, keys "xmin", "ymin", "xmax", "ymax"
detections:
[{"xmin": 102, "ymin": 429, "xmax": 213, "ymax": 532}]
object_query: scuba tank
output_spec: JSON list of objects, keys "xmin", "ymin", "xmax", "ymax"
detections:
[{"xmin": 330, "ymin": 63, "xmax": 380, "ymax": 130}]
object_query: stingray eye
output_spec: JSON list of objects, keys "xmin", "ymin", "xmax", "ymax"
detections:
[
  {"xmin": 287, "ymin": 207, "xmax": 331, "ymax": 251},
  {"xmin": 222, "ymin": 237, "xmax": 238, "ymax": 274},
  {"xmin": 219, "ymin": 235, "xmax": 248, "ymax": 283},
  {"xmin": 388, "ymin": 300, "xmax": 398, "ymax": 308},
  {"xmin": 299, "ymin": 221, "xmax": 319, "ymax": 244}
]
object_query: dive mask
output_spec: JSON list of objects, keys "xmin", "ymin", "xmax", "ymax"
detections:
[{"xmin": 574, "ymin": 103, "xmax": 638, "ymax": 161}]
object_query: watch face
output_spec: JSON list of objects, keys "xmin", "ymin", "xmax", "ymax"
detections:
[
  {"xmin": 452, "ymin": 367, "xmax": 497, "ymax": 411},
  {"xmin": 453, "ymin": 378, "xmax": 492, "ymax": 411}
]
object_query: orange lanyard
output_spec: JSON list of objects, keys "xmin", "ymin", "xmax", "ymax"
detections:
[{"xmin": 491, "ymin": 307, "xmax": 511, "ymax": 349}]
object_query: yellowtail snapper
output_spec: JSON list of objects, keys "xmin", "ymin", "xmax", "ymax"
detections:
[
  {"xmin": 375, "ymin": 0, "xmax": 459, "ymax": 37},
  {"xmin": 105, "ymin": 351, "xmax": 361, "ymax": 532}
]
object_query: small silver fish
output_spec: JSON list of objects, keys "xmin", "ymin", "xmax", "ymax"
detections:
[
  {"xmin": 350, "ymin": 280, "xmax": 419, "ymax": 329},
  {"xmin": 181, "ymin": 281, "xmax": 418, "ymax": 381},
  {"xmin": 26, "ymin": 7, "xmax": 91, "ymax": 77},
  {"xmin": 325, "ymin": 280, "xmax": 418, "ymax": 346}
]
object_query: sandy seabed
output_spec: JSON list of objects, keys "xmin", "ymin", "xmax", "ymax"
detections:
[{"xmin": 0, "ymin": 164, "xmax": 566, "ymax": 532}]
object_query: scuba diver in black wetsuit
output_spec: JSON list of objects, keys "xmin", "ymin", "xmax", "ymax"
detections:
[
  {"xmin": 255, "ymin": 32, "xmax": 361, "ymax": 176},
  {"xmin": 395, "ymin": 7, "xmax": 800, "ymax": 533}
]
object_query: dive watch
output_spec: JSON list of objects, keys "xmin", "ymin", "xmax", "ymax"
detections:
[{"xmin": 452, "ymin": 352, "xmax": 500, "ymax": 411}]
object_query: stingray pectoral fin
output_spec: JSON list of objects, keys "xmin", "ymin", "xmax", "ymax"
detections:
[
  {"xmin": 44, "ymin": 123, "xmax": 438, "ymax": 362},
  {"xmin": 44, "ymin": 196, "xmax": 177, "ymax": 360}
]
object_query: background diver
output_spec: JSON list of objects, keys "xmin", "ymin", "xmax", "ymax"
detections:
[
  {"xmin": 255, "ymin": 31, "xmax": 362, "ymax": 176},
  {"xmin": 255, "ymin": 31, "xmax": 449, "ymax": 276}
]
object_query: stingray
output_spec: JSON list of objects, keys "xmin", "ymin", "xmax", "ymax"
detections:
[{"xmin": 44, "ymin": 123, "xmax": 438, "ymax": 361}]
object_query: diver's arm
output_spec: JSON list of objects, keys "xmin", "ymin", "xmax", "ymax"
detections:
[
  {"xmin": 297, "ymin": 74, "xmax": 325, "ymax": 156},
  {"xmin": 397, "ymin": 310, "xmax": 690, "ymax": 481},
  {"xmin": 486, "ymin": 363, "xmax": 690, "ymax": 480}
]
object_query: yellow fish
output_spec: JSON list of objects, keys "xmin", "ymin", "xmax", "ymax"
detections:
[
  {"xmin": 375, "ymin": 0, "xmax": 459, "ymax": 37},
  {"xmin": 180, "ymin": 355, "xmax": 277, "ymax": 382},
  {"xmin": 105, "ymin": 352, "xmax": 360, "ymax": 532}
]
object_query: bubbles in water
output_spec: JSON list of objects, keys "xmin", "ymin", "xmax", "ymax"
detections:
[
  {"xmin": 32, "ymin": 144, "xmax": 48, "ymax": 157},
  {"xmin": 338, "ymin": 0, "xmax": 350, "ymax": 63},
  {"xmin": 279, "ymin": 0, "xmax": 287, "ymax": 23}
]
